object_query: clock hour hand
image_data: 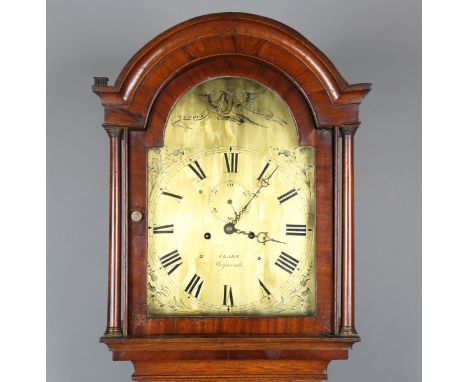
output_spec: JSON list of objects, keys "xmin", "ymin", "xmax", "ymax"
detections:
[
  {"xmin": 232, "ymin": 227, "xmax": 256, "ymax": 239},
  {"xmin": 256, "ymin": 232, "xmax": 286, "ymax": 245},
  {"xmin": 233, "ymin": 227, "xmax": 286, "ymax": 245}
]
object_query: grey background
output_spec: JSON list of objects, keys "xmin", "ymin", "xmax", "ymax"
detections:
[{"xmin": 47, "ymin": 1, "xmax": 421, "ymax": 381}]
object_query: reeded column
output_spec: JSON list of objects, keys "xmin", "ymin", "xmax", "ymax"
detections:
[
  {"xmin": 103, "ymin": 126, "xmax": 123, "ymax": 337},
  {"xmin": 333, "ymin": 126, "xmax": 340, "ymax": 335},
  {"xmin": 339, "ymin": 125, "xmax": 359, "ymax": 337}
]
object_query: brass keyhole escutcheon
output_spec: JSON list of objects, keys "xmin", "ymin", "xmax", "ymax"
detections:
[{"xmin": 130, "ymin": 210, "xmax": 143, "ymax": 222}]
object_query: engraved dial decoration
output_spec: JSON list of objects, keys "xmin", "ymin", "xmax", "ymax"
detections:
[{"xmin": 147, "ymin": 77, "xmax": 316, "ymax": 316}]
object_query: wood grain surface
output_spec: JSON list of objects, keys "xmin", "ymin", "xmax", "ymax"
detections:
[{"xmin": 94, "ymin": 12, "xmax": 371, "ymax": 381}]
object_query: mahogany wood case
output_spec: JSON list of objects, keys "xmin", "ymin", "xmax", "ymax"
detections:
[{"xmin": 93, "ymin": 13, "xmax": 371, "ymax": 382}]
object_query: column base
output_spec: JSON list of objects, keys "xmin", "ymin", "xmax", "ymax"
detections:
[
  {"xmin": 103, "ymin": 326, "xmax": 123, "ymax": 338},
  {"xmin": 338, "ymin": 326, "xmax": 359, "ymax": 337}
]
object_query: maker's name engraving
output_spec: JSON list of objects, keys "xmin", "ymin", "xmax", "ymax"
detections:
[{"xmin": 216, "ymin": 254, "xmax": 243, "ymax": 269}]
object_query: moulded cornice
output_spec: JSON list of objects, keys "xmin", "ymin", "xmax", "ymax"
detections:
[{"xmin": 93, "ymin": 12, "xmax": 371, "ymax": 129}]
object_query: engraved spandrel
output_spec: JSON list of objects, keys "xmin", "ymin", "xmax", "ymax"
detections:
[
  {"xmin": 271, "ymin": 146, "xmax": 315, "ymax": 188},
  {"xmin": 148, "ymin": 147, "xmax": 188, "ymax": 195}
]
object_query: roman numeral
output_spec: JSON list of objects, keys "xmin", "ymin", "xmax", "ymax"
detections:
[
  {"xmin": 184, "ymin": 274, "xmax": 204, "ymax": 298},
  {"xmin": 162, "ymin": 191, "xmax": 183, "ymax": 200},
  {"xmin": 257, "ymin": 162, "xmax": 270, "ymax": 180},
  {"xmin": 188, "ymin": 160, "xmax": 207, "ymax": 180},
  {"xmin": 275, "ymin": 252, "xmax": 299, "ymax": 274},
  {"xmin": 152, "ymin": 224, "xmax": 174, "ymax": 234},
  {"xmin": 223, "ymin": 285, "xmax": 234, "ymax": 306},
  {"xmin": 160, "ymin": 250, "xmax": 182, "ymax": 275},
  {"xmin": 286, "ymin": 224, "xmax": 307, "ymax": 236},
  {"xmin": 258, "ymin": 279, "xmax": 271, "ymax": 296},
  {"xmin": 224, "ymin": 152, "xmax": 238, "ymax": 173},
  {"xmin": 277, "ymin": 189, "xmax": 298, "ymax": 204}
]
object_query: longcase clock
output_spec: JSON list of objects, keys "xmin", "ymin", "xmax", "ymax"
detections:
[{"xmin": 93, "ymin": 13, "xmax": 371, "ymax": 382}]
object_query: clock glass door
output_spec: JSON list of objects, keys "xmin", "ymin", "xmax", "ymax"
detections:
[{"xmin": 147, "ymin": 77, "xmax": 316, "ymax": 316}]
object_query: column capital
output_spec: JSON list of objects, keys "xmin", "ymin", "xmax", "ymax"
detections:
[
  {"xmin": 104, "ymin": 126, "xmax": 124, "ymax": 139},
  {"xmin": 340, "ymin": 125, "xmax": 359, "ymax": 137}
]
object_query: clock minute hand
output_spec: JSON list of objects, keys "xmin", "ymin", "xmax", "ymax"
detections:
[
  {"xmin": 231, "ymin": 165, "xmax": 279, "ymax": 225},
  {"xmin": 259, "ymin": 164, "xmax": 278, "ymax": 188},
  {"xmin": 231, "ymin": 191, "xmax": 258, "ymax": 225}
]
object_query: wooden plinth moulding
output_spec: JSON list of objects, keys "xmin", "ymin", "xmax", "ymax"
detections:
[
  {"xmin": 105, "ymin": 336, "xmax": 359, "ymax": 382},
  {"xmin": 93, "ymin": 13, "xmax": 371, "ymax": 381}
]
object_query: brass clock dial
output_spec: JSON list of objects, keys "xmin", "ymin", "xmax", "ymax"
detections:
[{"xmin": 147, "ymin": 77, "xmax": 316, "ymax": 316}]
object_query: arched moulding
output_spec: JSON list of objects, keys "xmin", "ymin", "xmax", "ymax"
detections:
[
  {"xmin": 144, "ymin": 56, "xmax": 318, "ymax": 147},
  {"xmin": 93, "ymin": 12, "xmax": 371, "ymax": 130}
]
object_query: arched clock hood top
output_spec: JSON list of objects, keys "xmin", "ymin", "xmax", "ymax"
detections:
[{"xmin": 93, "ymin": 12, "xmax": 371, "ymax": 129}]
